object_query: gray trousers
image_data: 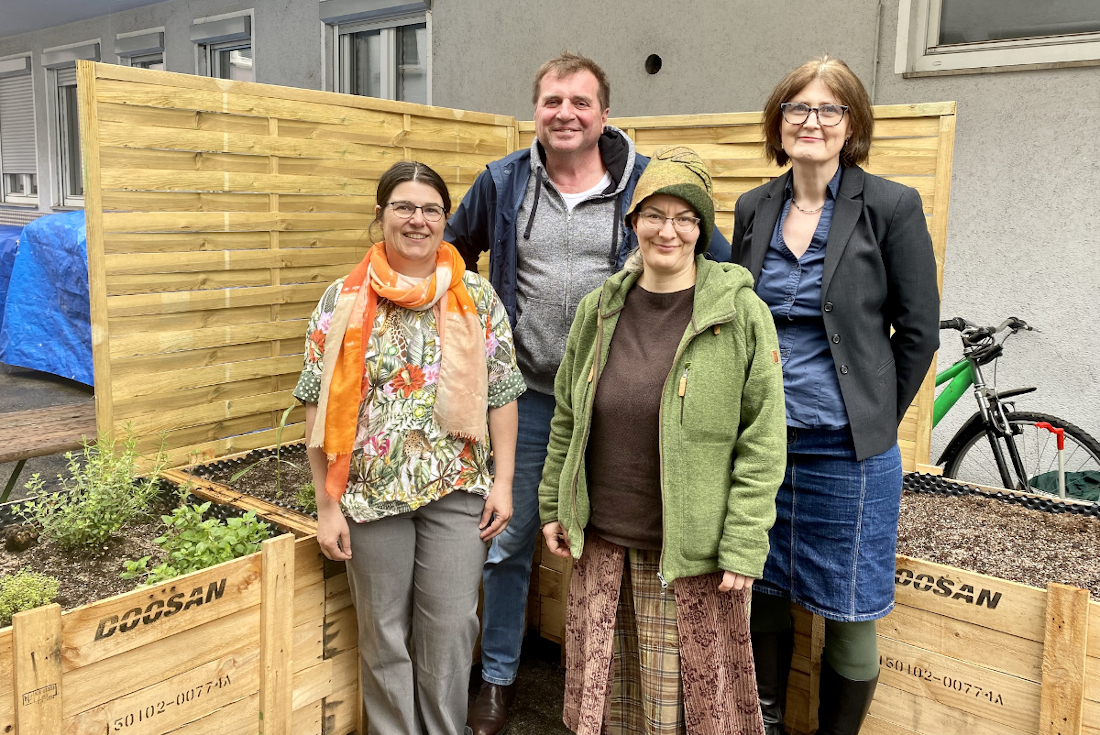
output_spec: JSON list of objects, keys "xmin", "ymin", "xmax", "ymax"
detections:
[{"xmin": 345, "ymin": 490, "xmax": 488, "ymax": 735}]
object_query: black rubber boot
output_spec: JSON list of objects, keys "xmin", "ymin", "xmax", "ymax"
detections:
[
  {"xmin": 751, "ymin": 629, "xmax": 794, "ymax": 735},
  {"xmin": 816, "ymin": 659, "xmax": 879, "ymax": 735}
]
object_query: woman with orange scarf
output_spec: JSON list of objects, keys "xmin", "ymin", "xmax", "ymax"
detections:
[{"xmin": 296, "ymin": 161, "xmax": 524, "ymax": 735}]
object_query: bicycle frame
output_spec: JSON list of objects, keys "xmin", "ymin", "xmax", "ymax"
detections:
[
  {"xmin": 933, "ymin": 359, "xmax": 973, "ymax": 428},
  {"xmin": 934, "ymin": 352, "xmax": 1030, "ymax": 488}
]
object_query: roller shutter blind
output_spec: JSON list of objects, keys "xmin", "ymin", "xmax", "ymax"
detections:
[
  {"xmin": 0, "ymin": 71, "xmax": 36, "ymax": 176},
  {"xmin": 56, "ymin": 66, "xmax": 77, "ymax": 87}
]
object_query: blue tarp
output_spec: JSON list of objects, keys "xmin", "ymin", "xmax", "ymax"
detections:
[
  {"xmin": 0, "ymin": 224, "xmax": 21, "ymax": 329},
  {"xmin": 0, "ymin": 211, "xmax": 92, "ymax": 384}
]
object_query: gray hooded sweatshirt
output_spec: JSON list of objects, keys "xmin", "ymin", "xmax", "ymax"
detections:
[{"xmin": 513, "ymin": 126, "xmax": 638, "ymax": 394}]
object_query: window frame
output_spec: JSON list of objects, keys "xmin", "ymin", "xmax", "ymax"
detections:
[
  {"xmin": 116, "ymin": 28, "xmax": 165, "ymax": 70},
  {"xmin": 127, "ymin": 52, "xmax": 166, "ymax": 70},
  {"xmin": 327, "ymin": 12, "xmax": 432, "ymax": 104},
  {"xmin": 896, "ymin": 0, "xmax": 1100, "ymax": 77},
  {"xmin": 52, "ymin": 67, "xmax": 83, "ymax": 208},
  {"xmin": 0, "ymin": 53, "xmax": 38, "ymax": 206},
  {"xmin": 207, "ymin": 41, "xmax": 253, "ymax": 81},
  {"xmin": 41, "ymin": 38, "xmax": 99, "ymax": 209},
  {"xmin": 192, "ymin": 9, "xmax": 255, "ymax": 81}
]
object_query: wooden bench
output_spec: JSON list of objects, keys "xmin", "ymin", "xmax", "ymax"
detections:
[{"xmin": 0, "ymin": 398, "xmax": 97, "ymax": 501}]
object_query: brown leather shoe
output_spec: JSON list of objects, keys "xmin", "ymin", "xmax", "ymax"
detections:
[{"xmin": 467, "ymin": 681, "xmax": 517, "ymax": 735}]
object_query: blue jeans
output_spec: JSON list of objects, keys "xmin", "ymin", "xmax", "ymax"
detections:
[{"xmin": 479, "ymin": 389, "xmax": 556, "ymax": 685}]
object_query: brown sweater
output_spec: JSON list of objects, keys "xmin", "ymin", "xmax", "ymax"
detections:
[{"xmin": 585, "ymin": 284, "xmax": 695, "ymax": 550}]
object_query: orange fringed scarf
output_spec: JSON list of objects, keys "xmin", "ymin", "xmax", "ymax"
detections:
[{"xmin": 309, "ymin": 241, "xmax": 488, "ymax": 501}]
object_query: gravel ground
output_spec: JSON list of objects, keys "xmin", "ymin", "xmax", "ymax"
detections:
[{"xmin": 898, "ymin": 489, "xmax": 1100, "ymax": 599}]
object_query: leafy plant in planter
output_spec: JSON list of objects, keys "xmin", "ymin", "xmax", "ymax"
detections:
[
  {"xmin": 0, "ymin": 568, "xmax": 60, "ymax": 627},
  {"xmin": 227, "ymin": 405, "xmax": 299, "ymax": 497},
  {"xmin": 14, "ymin": 428, "xmax": 168, "ymax": 549},
  {"xmin": 122, "ymin": 500, "xmax": 270, "ymax": 586},
  {"xmin": 296, "ymin": 481, "xmax": 318, "ymax": 515}
]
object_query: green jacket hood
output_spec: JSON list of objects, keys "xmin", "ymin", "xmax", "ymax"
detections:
[{"xmin": 599, "ymin": 256, "xmax": 756, "ymax": 328}]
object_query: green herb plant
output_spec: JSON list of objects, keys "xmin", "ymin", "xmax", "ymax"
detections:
[
  {"xmin": 15, "ymin": 428, "xmax": 168, "ymax": 550},
  {"xmin": 122, "ymin": 502, "xmax": 270, "ymax": 586},
  {"xmin": 229, "ymin": 405, "xmax": 299, "ymax": 497},
  {"xmin": 0, "ymin": 569, "xmax": 61, "ymax": 627},
  {"xmin": 295, "ymin": 481, "xmax": 318, "ymax": 514}
]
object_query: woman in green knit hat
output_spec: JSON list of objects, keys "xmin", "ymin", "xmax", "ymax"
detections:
[{"xmin": 538, "ymin": 145, "xmax": 786, "ymax": 735}]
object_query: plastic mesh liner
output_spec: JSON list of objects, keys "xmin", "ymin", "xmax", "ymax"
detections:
[{"xmin": 904, "ymin": 472, "xmax": 1100, "ymax": 517}]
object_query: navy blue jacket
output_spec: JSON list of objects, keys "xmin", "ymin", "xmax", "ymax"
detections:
[{"xmin": 446, "ymin": 139, "xmax": 731, "ymax": 327}]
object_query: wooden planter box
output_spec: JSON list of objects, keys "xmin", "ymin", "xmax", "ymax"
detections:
[
  {"xmin": 1, "ymin": 489, "xmax": 361, "ymax": 735},
  {"xmin": 532, "ymin": 480, "xmax": 1100, "ymax": 735}
]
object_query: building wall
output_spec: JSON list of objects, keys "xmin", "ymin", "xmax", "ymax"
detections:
[
  {"xmin": 2, "ymin": 0, "xmax": 1098, "ymax": 453},
  {"xmin": 0, "ymin": 0, "xmax": 323, "ymax": 219}
]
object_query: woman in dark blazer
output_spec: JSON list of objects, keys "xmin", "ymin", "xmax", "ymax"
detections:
[{"xmin": 732, "ymin": 55, "xmax": 939, "ymax": 735}]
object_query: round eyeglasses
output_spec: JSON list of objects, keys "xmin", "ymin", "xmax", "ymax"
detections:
[
  {"xmin": 637, "ymin": 212, "xmax": 700, "ymax": 233},
  {"xmin": 388, "ymin": 201, "xmax": 446, "ymax": 222},
  {"xmin": 780, "ymin": 102, "xmax": 849, "ymax": 127}
]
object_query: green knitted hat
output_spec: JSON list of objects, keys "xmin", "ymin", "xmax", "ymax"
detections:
[{"xmin": 625, "ymin": 145, "xmax": 715, "ymax": 255}]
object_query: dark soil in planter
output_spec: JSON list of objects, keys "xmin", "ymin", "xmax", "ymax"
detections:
[
  {"xmin": 898, "ymin": 488, "xmax": 1100, "ymax": 600},
  {"xmin": 0, "ymin": 488, "xmax": 266, "ymax": 613},
  {"xmin": 193, "ymin": 444, "xmax": 317, "ymax": 518}
]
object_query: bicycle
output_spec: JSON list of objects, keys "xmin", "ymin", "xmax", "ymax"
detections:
[{"xmin": 934, "ymin": 316, "xmax": 1100, "ymax": 497}]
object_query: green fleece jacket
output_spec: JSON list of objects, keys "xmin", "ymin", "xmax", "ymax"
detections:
[{"xmin": 538, "ymin": 256, "xmax": 786, "ymax": 584}]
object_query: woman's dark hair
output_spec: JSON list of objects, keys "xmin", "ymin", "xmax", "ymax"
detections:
[
  {"xmin": 762, "ymin": 54, "xmax": 874, "ymax": 169},
  {"xmin": 370, "ymin": 161, "xmax": 452, "ymax": 239}
]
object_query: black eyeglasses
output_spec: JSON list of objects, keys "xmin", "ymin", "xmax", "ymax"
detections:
[
  {"xmin": 780, "ymin": 103, "xmax": 849, "ymax": 127},
  {"xmin": 388, "ymin": 201, "xmax": 446, "ymax": 222}
]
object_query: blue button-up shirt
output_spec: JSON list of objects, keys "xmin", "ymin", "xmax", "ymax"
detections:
[{"xmin": 756, "ymin": 167, "xmax": 849, "ymax": 429}]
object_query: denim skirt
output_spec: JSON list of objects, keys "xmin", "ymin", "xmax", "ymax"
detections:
[{"xmin": 756, "ymin": 427, "xmax": 902, "ymax": 622}]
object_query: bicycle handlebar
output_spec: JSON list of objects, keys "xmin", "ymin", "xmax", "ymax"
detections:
[{"xmin": 939, "ymin": 316, "xmax": 1033, "ymax": 336}]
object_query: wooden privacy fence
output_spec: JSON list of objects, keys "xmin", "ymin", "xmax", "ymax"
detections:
[
  {"xmin": 77, "ymin": 62, "xmax": 952, "ymax": 472},
  {"xmin": 77, "ymin": 61, "xmax": 515, "ymax": 467}
]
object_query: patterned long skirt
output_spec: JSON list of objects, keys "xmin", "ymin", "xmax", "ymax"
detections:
[{"xmin": 562, "ymin": 534, "xmax": 765, "ymax": 735}]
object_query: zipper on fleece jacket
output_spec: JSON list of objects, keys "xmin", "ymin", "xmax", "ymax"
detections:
[
  {"xmin": 655, "ymin": 310, "xmax": 735, "ymax": 589},
  {"xmin": 677, "ymin": 362, "xmax": 692, "ymax": 425}
]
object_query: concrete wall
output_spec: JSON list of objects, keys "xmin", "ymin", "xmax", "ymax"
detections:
[
  {"xmin": 430, "ymin": 0, "xmax": 882, "ymax": 118},
  {"xmin": 2, "ymin": 0, "xmax": 1097, "ymax": 453}
]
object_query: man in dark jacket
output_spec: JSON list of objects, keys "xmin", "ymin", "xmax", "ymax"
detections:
[{"xmin": 447, "ymin": 52, "xmax": 730, "ymax": 735}]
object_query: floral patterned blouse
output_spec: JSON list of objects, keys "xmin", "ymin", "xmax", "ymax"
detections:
[{"xmin": 294, "ymin": 271, "xmax": 526, "ymax": 523}]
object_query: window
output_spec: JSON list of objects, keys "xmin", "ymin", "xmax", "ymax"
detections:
[
  {"xmin": 55, "ymin": 66, "xmax": 83, "ymax": 205},
  {"xmin": 321, "ymin": 1, "xmax": 431, "ymax": 104},
  {"xmin": 897, "ymin": 0, "xmax": 1100, "ymax": 77},
  {"xmin": 130, "ymin": 53, "xmax": 165, "ymax": 71},
  {"xmin": 210, "ymin": 44, "xmax": 252, "ymax": 81},
  {"xmin": 0, "ymin": 56, "xmax": 37, "ymax": 205},
  {"xmin": 42, "ymin": 41, "xmax": 98, "ymax": 207},
  {"xmin": 339, "ymin": 20, "xmax": 426, "ymax": 102},
  {"xmin": 116, "ymin": 30, "xmax": 165, "ymax": 70},
  {"xmin": 192, "ymin": 12, "xmax": 253, "ymax": 82}
]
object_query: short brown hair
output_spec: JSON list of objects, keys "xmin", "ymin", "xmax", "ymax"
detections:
[
  {"xmin": 762, "ymin": 55, "xmax": 874, "ymax": 168},
  {"xmin": 532, "ymin": 52, "xmax": 610, "ymax": 112}
]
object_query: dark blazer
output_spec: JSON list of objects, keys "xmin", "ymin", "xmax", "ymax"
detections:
[{"xmin": 731, "ymin": 165, "xmax": 939, "ymax": 461}]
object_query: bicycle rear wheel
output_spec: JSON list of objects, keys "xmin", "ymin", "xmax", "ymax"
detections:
[{"xmin": 941, "ymin": 411, "xmax": 1100, "ymax": 495}]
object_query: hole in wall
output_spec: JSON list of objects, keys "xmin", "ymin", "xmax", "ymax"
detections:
[{"xmin": 645, "ymin": 54, "xmax": 662, "ymax": 75}]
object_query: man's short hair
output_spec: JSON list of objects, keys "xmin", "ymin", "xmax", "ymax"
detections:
[{"xmin": 531, "ymin": 52, "xmax": 610, "ymax": 111}]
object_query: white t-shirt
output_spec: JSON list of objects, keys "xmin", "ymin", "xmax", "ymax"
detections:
[{"xmin": 559, "ymin": 171, "xmax": 613, "ymax": 212}]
